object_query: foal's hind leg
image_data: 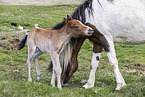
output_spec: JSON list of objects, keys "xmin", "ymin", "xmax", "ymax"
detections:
[
  {"xmin": 83, "ymin": 43, "xmax": 103, "ymax": 89},
  {"xmin": 33, "ymin": 49, "xmax": 43, "ymax": 81},
  {"xmin": 51, "ymin": 66, "xmax": 56, "ymax": 87},
  {"xmin": 27, "ymin": 45, "xmax": 36, "ymax": 82}
]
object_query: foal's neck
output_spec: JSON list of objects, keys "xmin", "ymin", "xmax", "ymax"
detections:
[
  {"xmin": 57, "ymin": 24, "xmax": 73, "ymax": 42},
  {"xmin": 55, "ymin": 24, "xmax": 73, "ymax": 54}
]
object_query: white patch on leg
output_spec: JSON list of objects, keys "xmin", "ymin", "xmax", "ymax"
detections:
[{"xmin": 83, "ymin": 53, "xmax": 101, "ymax": 89}]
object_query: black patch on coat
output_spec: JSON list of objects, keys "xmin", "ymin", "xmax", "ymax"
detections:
[{"xmin": 96, "ymin": 56, "xmax": 100, "ymax": 61}]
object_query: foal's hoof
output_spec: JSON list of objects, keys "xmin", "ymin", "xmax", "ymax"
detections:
[
  {"xmin": 36, "ymin": 77, "xmax": 40, "ymax": 82},
  {"xmin": 36, "ymin": 79, "xmax": 40, "ymax": 82},
  {"xmin": 28, "ymin": 78, "xmax": 32, "ymax": 82}
]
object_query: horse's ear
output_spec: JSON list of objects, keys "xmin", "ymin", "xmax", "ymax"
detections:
[{"xmin": 67, "ymin": 15, "xmax": 72, "ymax": 21}]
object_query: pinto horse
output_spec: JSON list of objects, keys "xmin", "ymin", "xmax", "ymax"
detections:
[
  {"xmin": 52, "ymin": 0, "xmax": 145, "ymax": 90},
  {"xmin": 18, "ymin": 15, "xmax": 93, "ymax": 89}
]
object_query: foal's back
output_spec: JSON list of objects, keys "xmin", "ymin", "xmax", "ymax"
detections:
[
  {"xmin": 28, "ymin": 28, "xmax": 59, "ymax": 52},
  {"xmin": 29, "ymin": 28, "xmax": 55, "ymax": 39}
]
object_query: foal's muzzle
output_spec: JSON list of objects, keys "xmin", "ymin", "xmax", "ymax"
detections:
[{"xmin": 87, "ymin": 28, "xmax": 94, "ymax": 36}]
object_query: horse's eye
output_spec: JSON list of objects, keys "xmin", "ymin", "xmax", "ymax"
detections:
[{"xmin": 74, "ymin": 26, "xmax": 79, "ymax": 29}]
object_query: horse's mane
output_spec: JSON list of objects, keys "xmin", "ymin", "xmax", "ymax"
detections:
[
  {"xmin": 71, "ymin": 0, "xmax": 93, "ymax": 24},
  {"xmin": 52, "ymin": 0, "xmax": 114, "ymax": 30},
  {"xmin": 52, "ymin": 0, "xmax": 93, "ymax": 30}
]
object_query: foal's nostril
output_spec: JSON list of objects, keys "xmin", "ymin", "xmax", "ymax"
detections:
[
  {"xmin": 87, "ymin": 28, "xmax": 94, "ymax": 35},
  {"xmin": 88, "ymin": 28, "xmax": 93, "ymax": 32}
]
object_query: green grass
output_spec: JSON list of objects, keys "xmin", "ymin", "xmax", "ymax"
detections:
[{"xmin": 0, "ymin": 5, "xmax": 145, "ymax": 97}]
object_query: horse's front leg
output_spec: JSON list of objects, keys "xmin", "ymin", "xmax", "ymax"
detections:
[
  {"xmin": 83, "ymin": 43, "xmax": 103, "ymax": 88},
  {"xmin": 106, "ymin": 38, "xmax": 126, "ymax": 90},
  {"xmin": 50, "ymin": 52, "xmax": 62, "ymax": 90}
]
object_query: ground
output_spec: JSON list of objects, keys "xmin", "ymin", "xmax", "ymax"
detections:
[{"xmin": 0, "ymin": 3, "xmax": 145, "ymax": 97}]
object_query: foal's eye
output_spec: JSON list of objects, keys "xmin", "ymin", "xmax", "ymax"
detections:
[{"xmin": 74, "ymin": 26, "xmax": 79, "ymax": 29}]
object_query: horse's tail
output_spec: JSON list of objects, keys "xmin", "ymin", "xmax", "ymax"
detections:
[
  {"xmin": 18, "ymin": 33, "xmax": 28, "ymax": 50},
  {"xmin": 48, "ymin": 40, "xmax": 73, "ymax": 74}
]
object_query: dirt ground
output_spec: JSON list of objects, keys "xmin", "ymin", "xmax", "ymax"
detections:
[{"xmin": 0, "ymin": 0, "xmax": 84, "ymax": 5}]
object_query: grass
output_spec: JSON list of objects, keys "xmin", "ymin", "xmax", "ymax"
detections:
[{"xmin": 0, "ymin": 5, "xmax": 145, "ymax": 97}]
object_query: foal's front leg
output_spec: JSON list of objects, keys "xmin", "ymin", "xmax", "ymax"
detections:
[{"xmin": 50, "ymin": 52, "xmax": 62, "ymax": 90}]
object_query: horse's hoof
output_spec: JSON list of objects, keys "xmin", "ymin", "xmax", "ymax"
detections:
[
  {"xmin": 58, "ymin": 86, "xmax": 62, "ymax": 90},
  {"xmin": 62, "ymin": 83, "xmax": 69, "ymax": 86},
  {"xmin": 83, "ymin": 83, "xmax": 94, "ymax": 89},
  {"xmin": 115, "ymin": 83, "xmax": 126, "ymax": 91}
]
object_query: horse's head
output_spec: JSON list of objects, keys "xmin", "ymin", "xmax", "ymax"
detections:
[{"xmin": 64, "ymin": 15, "xmax": 94, "ymax": 36}]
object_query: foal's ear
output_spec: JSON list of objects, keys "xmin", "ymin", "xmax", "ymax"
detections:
[
  {"xmin": 64, "ymin": 18, "xmax": 69, "ymax": 24},
  {"xmin": 67, "ymin": 15, "xmax": 72, "ymax": 21},
  {"xmin": 64, "ymin": 15, "xmax": 72, "ymax": 24}
]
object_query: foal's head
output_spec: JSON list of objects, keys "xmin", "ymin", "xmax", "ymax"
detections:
[{"xmin": 64, "ymin": 15, "xmax": 94, "ymax": 36}]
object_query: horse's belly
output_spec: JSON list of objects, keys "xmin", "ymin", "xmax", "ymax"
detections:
[
  {"xmin": 111, "ymin": 18, "xmax": 145, "ymax": 44},
  {"xmin": 110, "ymin": 0, "xmax": 145, "ymax": 44},
  {"xmin": 114, "ymin": 33, "xmax": 145, "ymax": 44}
]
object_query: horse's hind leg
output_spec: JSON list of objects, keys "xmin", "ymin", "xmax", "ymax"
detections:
[
  {"xmin": 83, "ymin": 43, "xmax": 103, "ymax": 88},
  {"xmin": 27, "ymin": 44, "xmax": 36, "ymax": 82},
  {"xmin": 106, "ymin": 40, "xmax": 126, "ymax": 90},
  {"xmin": 33, "ymin": 49, "xmax": 43, "ymax": 81}
]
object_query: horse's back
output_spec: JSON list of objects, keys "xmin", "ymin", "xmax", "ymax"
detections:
[{"xmin": 88, "ymin": 0, "xmax": 145, "ymax": 44}]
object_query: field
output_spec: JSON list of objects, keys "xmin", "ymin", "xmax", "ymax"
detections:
[
  {"xmin": 0, "ymin": 0, "xmax": 84, "ymax": 5},
  {"xmin": 0, "ymin": 5, "xmax": 145, "ymax": 97}
]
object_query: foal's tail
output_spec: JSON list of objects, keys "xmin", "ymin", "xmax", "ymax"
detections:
[{"xmin": 18, "ymin": 33, "xmax": 28, "ymax": 50}]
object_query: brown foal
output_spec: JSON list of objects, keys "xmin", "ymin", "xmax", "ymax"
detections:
[{"xmin": 18, "ymin": 15, "xmax": 93, "ymax": 89}]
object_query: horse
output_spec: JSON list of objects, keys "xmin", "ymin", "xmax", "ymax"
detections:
[
  {"xmin": 51, "ymin": 0, "xmax": 145, "ymax": 90},
  {"xmin": 18, "ymin": 15, "xmax": 94, "ymax": 90}
]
